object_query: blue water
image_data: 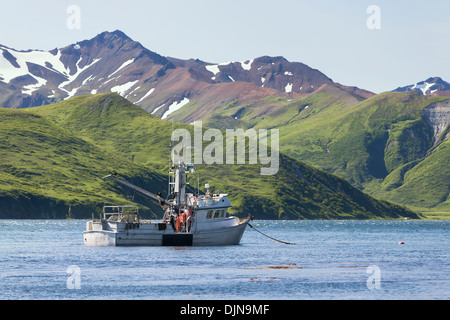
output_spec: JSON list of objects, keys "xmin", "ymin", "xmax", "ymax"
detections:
[{"xmin": 0, "ymin": 220, "xmax": 449, "ymax": 300}]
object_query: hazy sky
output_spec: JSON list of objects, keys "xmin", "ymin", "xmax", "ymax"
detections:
[{"xmin": 1, "ymin": 0, "xmax": 449, "ymax": 93}]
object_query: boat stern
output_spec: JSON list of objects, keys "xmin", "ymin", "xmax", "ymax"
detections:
[
  {"xmin": 83, "ymin": 230, "xmax": 116, "ymax": 246},
  {"xmin": 83, "ymin": 221, "xmax": 117, "ymax": 246}
]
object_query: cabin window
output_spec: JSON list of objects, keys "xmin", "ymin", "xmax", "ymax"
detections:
[{"xmin": 206, "ymin": 209, "xmax": 227, "ymax": 219}]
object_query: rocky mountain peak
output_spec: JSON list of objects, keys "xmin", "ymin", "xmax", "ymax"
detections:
[
  {"xmin": 0, "ymin": 30, "xmax": 371, "ymax": 120},
  {"xmin": 393, "ymin": 76, "xmax": 450, "ymax": 96}
]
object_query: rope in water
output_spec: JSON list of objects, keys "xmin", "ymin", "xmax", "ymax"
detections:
[{"xmin": 248, "ymin": 223, "xmax": 296, "ymax": 245}]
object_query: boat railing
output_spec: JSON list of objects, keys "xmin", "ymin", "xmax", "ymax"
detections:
[{"xmin": 103, "ymin": 205, "xmax": 140, "ymax": 223}]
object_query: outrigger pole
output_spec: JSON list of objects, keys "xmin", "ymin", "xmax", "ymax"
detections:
[{"xmin": 102, "ymin": 173, "xmax": 168, "ymax": 208}]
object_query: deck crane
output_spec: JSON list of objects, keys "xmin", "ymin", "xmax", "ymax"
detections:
[{"xmin": 102, "ymin": 173, "xmax": 169, "ymax": 209}]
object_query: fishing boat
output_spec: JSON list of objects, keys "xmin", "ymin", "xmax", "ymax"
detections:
[{"xmin": 83, "ymin": 151, "xmax": 251, "ymax": 246}]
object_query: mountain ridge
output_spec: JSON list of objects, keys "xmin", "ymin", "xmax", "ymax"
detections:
[
  {"xmin": 393, "ymin": 77, "xmax": 450, "ymax": 97},
  {"xmin": 0, "ymin": 30, "xmax": 374, "ymax": 118}
]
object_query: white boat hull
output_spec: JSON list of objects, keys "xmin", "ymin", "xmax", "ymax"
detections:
[{"xmin": 83, "ymin": 216, "xmax": 250, "ymax": 247}]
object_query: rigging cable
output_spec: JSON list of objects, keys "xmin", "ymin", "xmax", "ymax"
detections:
[{"xmin": 248, "ymin": 223, "xmax": 296, "ymax": 245}]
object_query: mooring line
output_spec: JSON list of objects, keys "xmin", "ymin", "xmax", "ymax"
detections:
[{"xmin": 248, "ymin": 223, "xmax": 296, "ymax": 245}]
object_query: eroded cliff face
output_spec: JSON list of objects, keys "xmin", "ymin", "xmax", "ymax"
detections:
[{"xmin": 423, "ymin": 99, "xmax": 450, "ymax": 145}]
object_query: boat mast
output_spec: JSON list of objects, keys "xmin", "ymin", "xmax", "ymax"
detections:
[
  {"xmin": 169, "ymin": 120, "xmax": 188, "ymax": 210},
  {"xmin": 168, "ymin": 120, "xmax": 174, "ymax": 201},
  {"xmin": 172, "ymin": 149, "xmax": 187, "ymax": 208}
]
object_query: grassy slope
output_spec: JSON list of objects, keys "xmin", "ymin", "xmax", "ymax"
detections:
[
  {"xmin": 30, "ymin": 93, "xmax": 173, "ymax": 171},
  {"xmin": 27, "ymin": 93, "xmax": 417, "ymax": 219},
  {"xmin": 210, "ymin": 89, "xmax": 449, "ymax": 217},
  {"xmin": 198, "ymin": 84, "xmax": 363, "ymax": 131},
  {"xmin": 0, "ymin": 105, "xmax": 167, "ymax": 218},
  {"xmin": 267, "ymin": 92, "xmax": 446, "ymax": 184},
  {"xmin": 371, "ymin": 137, "xmax": 450, "ymax": 212},
  {"xmin": 199, "ymin": 84, "xmax": 376, "ymax": 181}
]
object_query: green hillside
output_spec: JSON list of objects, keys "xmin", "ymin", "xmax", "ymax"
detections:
[
  {"xmin": 0, "ymin": 106, "xmax": 167, "ymax": 218},
  {"xmin": 2, "ymin": 92, "xmax": 415, "ymax": 220},
  {"xmin": 197, "ymin": 84, "xmax": 365, "ymax": 131},
  {"xmin": 276, "ymin": 92, "xmax": 446, "ymax": 180},
  {"xmin": 275, "ymin": 91, "xmax": 450, "ymax": 215},
  {"xmin": 200, "ymin": 87, "xmax": 450, "ymax": 217},
  {"xmin": 370, "ymin": 137, "xmax": 450, "ymax": 213},
  {"xmin": 30, "ymin": 93, "xmax": 173, "ymax": 171}
]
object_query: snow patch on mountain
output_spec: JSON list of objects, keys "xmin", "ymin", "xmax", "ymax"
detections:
[
  {"xmin": 0, "ymin": 47, "xmax": 67, "ymax": 83},
  {"xmin": 111, "ymin": 80, "xmax": 139, "ymax": 97},
  {"xmin": 59, "ymin": 58, "xmax": 101, "ymax": 99},
  {"xmin": 82, "ymin": 75, "xmax": 95, "ymax": 86},
  {"xmin": 151, "ymin": 103, "xmax": 165, "ymax": 115},
  {"xmin": 205, "ymin": 64, "xmax": 220, "ymax": 76},
  {"xmin": 205, "ymin": 59, "xmax": 253, "ymax": 79},
  {"xmin": 205, "ymin": 62, "xmax": 233, "ymax": 79},
  {"xmin": 125, "ymin": 85, "xmax": 141, "ymax": 99},
  {"xmin": 65, "ymin": 87, "xmax": 79, "ymax": 99},
  {"xmin": 241, "ymin": 59, "xmax": 254, "ymax": 71},
  {"xmin": 135, "ymin": 88, "xmax": 155, "ymax": 104},
  {"xmin": 412, "ymin": 81, "xmax": 436, "ymax": 95},
  {"xmin": 22, "ymin": 77, "xmax": 47, "ymax": 95},
  {"xmin": 161, "ymin": 98, "xmax": 190, "ymax": 120},
  {"xmin": 285, "ymin": 83, "xmax": 293, "ymax": 93},
  {"xmin": 108, "ymin": 59, "xmax": 134, "ymax": 78},
  {"xmin": 393, "ymin": 77, "xmax": 450, "ymax": 96}
]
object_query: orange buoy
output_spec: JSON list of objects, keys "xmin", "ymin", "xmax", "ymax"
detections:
[{"xmin": 399, "ymin": 241, "xmax": 405, "ymax": 245}]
